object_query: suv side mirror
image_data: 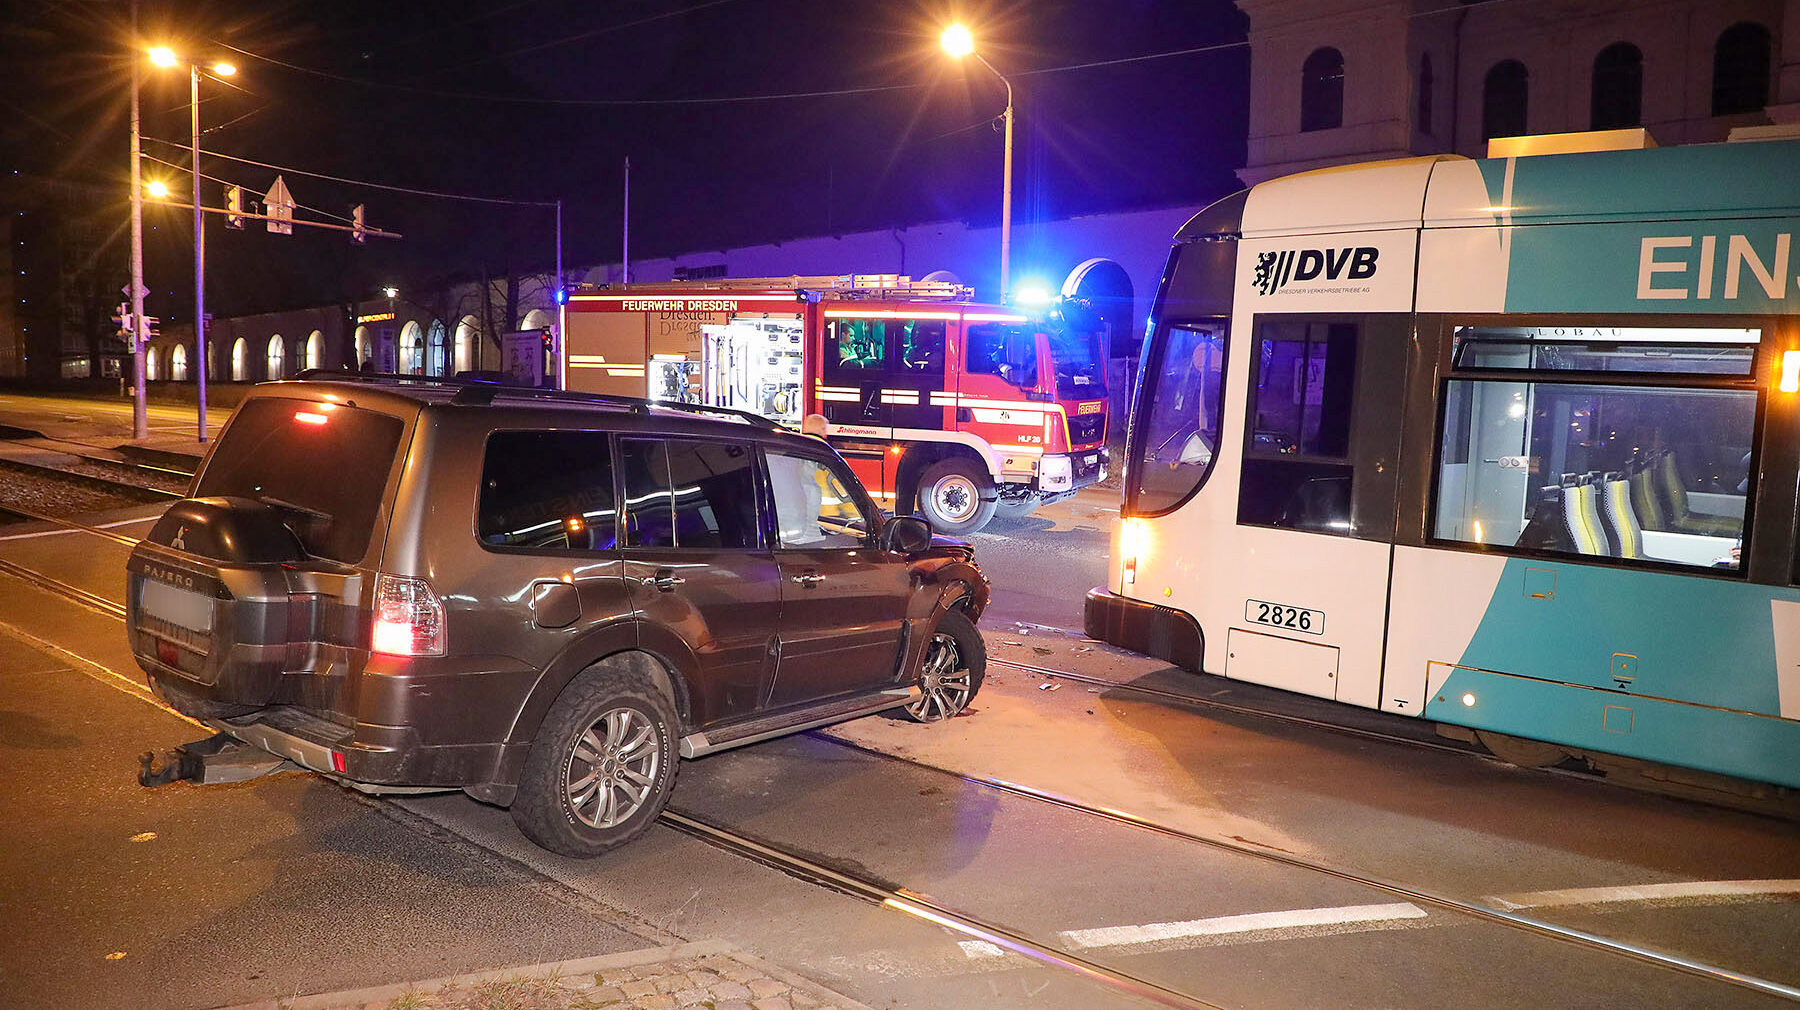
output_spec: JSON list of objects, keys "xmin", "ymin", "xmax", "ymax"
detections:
[{"xmin": 881, "ymin": 514, "xmax": 933, "ymax": 554}]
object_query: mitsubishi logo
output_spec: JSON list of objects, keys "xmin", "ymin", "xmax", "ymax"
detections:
[{"xmin": 171, "ymin": 525, "xmax": 188, "ymax": 551}]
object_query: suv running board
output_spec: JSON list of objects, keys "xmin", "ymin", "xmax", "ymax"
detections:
[{"xmin": 679, "ymin": 686, "xmax": 919, "ymax": 759}]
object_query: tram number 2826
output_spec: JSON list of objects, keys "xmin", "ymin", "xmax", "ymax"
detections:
[{"xmin": 1245, "ymin": 599, "xmax": 1325, "ymax": 636}]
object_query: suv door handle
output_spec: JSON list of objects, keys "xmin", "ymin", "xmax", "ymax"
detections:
[
  {"xmin": 791, "ymin": 571, "xmax": 825, "ymax": 587},
  {"xmin": 642, "ymin": 569, "xmax": 686, "ymax": 592}
]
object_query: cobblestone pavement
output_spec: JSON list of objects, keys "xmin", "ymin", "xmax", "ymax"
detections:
[{"xmin": 217, "ymin": 943, "xmax": 872, "ymax": 1010}]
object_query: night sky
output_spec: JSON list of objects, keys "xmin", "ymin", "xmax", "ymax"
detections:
[{"xmin": 3, "ymin": 0, "xmax": 1247, "ymax": 322}]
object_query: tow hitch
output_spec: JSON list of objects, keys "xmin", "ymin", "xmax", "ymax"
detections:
[{"xmin": 138, "ymin": 732, "xmax": 293, "ymax": 787}]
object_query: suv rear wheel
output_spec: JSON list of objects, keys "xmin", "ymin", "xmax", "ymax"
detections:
[
  {"xmin": 512, "ymin": 660, "xmax": 679, "ymax": 857},
  {"xmin": 905, "ymin": 609, "xmax": 984, "ymax": 722}
]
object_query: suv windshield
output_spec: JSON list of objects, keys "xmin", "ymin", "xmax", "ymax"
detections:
[
  {"xmin": 193, "ymin": 397, "xmax": 406, "ymax": 562},
  {"xmin": 1049, "ymin": 326, "xmax": 1107, "ymax": 400}
]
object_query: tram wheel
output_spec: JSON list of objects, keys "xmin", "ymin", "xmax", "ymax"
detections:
[{"xmin": 1476, "ymin": 730, "xmax": 1571, "ymax": 769}]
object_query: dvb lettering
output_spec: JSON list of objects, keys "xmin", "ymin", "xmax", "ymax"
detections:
[{"xmin": 1293, "ymin": 247, "xmax": 1379, "ymax": 282}]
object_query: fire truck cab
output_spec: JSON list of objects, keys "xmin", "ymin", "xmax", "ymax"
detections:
[{"xmin": 558, "ymin": 275, "xmax": 1109, "ymax": 534}]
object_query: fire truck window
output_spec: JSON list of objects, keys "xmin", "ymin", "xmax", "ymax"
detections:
[
  {"xmin": 899, "ymin": 320, "xmax": 946, "ymax": 373},
  {"xmin": 967, "ymin": 323, "xmax": 1039, "ymax": 387},
  {"xmin": 826, "ymin": 319, "xmax": 888, "ymax": 382}
]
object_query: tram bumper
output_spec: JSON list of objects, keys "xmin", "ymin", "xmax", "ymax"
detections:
[{"xmin": 1084, "ymin": 589, "xmax": 1203, "ymax": 672}]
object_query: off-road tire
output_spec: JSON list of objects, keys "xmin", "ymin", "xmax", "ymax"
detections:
[
  {"xmin": 511, "ymin": 660, "xmax": 680, "ymax": 857},
  {"xmin": 905, "ymin": 609, "xmax": 986, "ymax": 722},
  {"xmin": 917, "ymin": 458, "xmax": 997, "ymax": 536}
]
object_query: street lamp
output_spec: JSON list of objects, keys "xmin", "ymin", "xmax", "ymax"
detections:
[
  {"xmin": 941, "ymin": 23, "xmax": 1014, "ymax": 299},
  {"xmin": 143, "ymin": 46, "xmax": 238, "ymax": 443}
]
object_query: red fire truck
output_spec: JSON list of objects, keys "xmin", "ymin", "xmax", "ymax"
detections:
[{"xmin": 557, "ymin": 275, "xmax": 1110, "ymax": 534}]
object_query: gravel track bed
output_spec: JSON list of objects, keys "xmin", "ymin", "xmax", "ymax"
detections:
[
  {"xmin": 0, "ymin": 460, "xmax": 164, "ymax": 519},
  {"xmin": 46, "ymin": 455, "xmax": 190, "ymax": 495}
]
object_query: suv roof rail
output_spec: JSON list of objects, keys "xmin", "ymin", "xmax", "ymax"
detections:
[{"xmin": 287, "ymin": 369, "xmax": 786, "ymax": 430}]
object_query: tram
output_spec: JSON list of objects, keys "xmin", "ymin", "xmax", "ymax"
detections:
[{"xmin": 1086, "ymin": 131, "xmax": 1800, "ymax": 790}]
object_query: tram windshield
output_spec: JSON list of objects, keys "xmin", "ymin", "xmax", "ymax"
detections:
[{"xmin": 1130, "ymin": 322, "xmax": 1228, "ymax": 514}]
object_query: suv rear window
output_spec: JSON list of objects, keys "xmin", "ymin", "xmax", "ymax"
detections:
[{"xmin": 193, "ymin": 397, "xmax": 405, "ymax": 563}]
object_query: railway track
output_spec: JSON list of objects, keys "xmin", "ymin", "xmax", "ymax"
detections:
[
  {"xmin": 2, "ymin": 504, "xmax": 1795, "ymax": 1007},
  {"xmin": 0, "ymin": 455, "xmax": 182, "ymax": 503}
]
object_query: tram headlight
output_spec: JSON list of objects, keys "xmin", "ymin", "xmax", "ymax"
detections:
[
  {"xmin": 1120, "ymin": 518, "xmax": 1146, "ymax": 585},
  {"xmin": 1781, "ymin": 350, "xmax": 1800, "ymax": 394}
]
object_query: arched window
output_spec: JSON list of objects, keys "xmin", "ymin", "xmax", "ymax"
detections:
[
  {"xmin": 399, "ymin": 320, "xmax": 425, "ymax": 374},
  {"xmin": 454, "ymin": 316, "xmax": 478, "ymax": 374},
  {"xmin": 1591, "ymin": 42, "xmax": 1643, "ymax": 130},
  {"xmin": 231, "ymin": 338, "xmax": 247, "ymax": 381},
  {"xmin": 1482, "ymin": 60, "xmax": 1530, "ymax": 140},
  {"xmin": 145, "ymin": 348, "xmax": 159, "ymax": 381},
  {"xmin": 305, "ymin": 330, "xmax": 323, "ymax": 370},
  {"xmin": 171, "ymin": 344, "xmax": 188, "ymax": 381},
  {"xmin": 266, "ymin": 335, "xmax": 286, "ymax": 380},
  {"xmin": 1713, "ymin": 22, "xmax": 1772, "ymax": 116},
  {"xmin": 1301, "ymin": 47, "xmax": 1345, "ymax": 132},
  {"xmin": 426, "ymin": 319, "xmax": 447, "ymax": 377},
  {"xmin": 353, "ymin": 325, "xmax": 370, "ymax": 370},
  {"xmin": 1416, "ymin": 54, "xmax": 1435, "ymax": 135}
]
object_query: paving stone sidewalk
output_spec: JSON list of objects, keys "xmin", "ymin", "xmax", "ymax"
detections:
[{"xmin": 215, "ymin": 941, "xmax": 873, "ymax": 1010}]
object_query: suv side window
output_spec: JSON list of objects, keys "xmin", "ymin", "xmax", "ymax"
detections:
[
  {"xmin": 478, "ymin": 430, "xmax": 618, "ymax": 551},
  {"xmin": 765, "ymin": 449, "xmax": 872, "ymax": 548},
  {"xmin": 621, "ymin": 438, "xmax": 762, "ymax": 549}
]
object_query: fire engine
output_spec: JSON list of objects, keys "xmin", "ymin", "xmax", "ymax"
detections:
[{"xmin": 556, "ymin": 275, "xmax": 1110, "ymax": 534}]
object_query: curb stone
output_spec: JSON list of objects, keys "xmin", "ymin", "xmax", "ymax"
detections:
[{"xmin": 209, "ymin": 940, "xmax": 876, "ymax": 1010}]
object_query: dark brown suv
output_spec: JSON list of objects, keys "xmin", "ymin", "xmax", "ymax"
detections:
[{"xmin": 127, "ymin": 376, "xmax": 987, "ymax": 855}]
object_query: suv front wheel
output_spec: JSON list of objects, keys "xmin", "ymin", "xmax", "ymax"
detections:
[
  {"xmin": 905, "ymin": 610, "xmax": 985, "ymax": 722},
  {"xmin": 512, "ymin": 660, "xmax": 679, "ymax": 857}
]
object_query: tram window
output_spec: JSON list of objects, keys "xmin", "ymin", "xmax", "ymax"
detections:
[
  {"xmin": 1432, "ymin": 380, "xmax": 1753, "ymax": 570},
  {"xmin": 1453, "ymin": 325, "xmax": 1758, "ymax": 376},
  {"xmin": 1130, "ymin": 323, "xmax": 1228, "ymax": 515},
  {"xmin": 1238, "ymin": 322, "xmax": 1358, "ymax": 533}
]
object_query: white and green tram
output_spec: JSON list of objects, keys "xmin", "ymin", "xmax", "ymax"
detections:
[{"xmin": 1086, "ymin": 135, "xmax": 1800, "ymax": 790}]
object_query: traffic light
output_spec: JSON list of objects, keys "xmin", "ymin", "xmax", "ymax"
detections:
[
  {"xmin": 112, "ymin": 303, "xmax": 134, "ymax": 339},
  {"xmin": 351, "ymin": 204, "xmax": 366, "ymax": 244},
  {"xmin": 540, "ymin": 327, "xmax": 554, "ymax": 350},
  {"xmin": 225, "ymin": 185, "xmax": 245, "ymax": 229},
  {"xmin": 142, "ymin": 315, "xmax": 161, "ymax": 340}
]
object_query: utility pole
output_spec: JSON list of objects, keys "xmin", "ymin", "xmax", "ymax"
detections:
[
  {"xmin": 128, "ymin": 0, "xmax": 148, "ymax": 440},
  {"xmin": 622, "ymin": 156, "xmax": 630, "ymax": 284},
  {"xmin": 191, "ymin": 62, "xmax": 209, "ymax": 443}
]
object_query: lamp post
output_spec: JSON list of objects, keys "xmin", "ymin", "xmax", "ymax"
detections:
[
  {"xmin": 941, "ymin": 24, "xmax": 1014, "ymax": 299},
  {"xmin": 148, "ymin": 46, "xmax": 234, "ymax": 443},
  {"xmin": 128, "ymin": 9, "xmax": 147, "ymax": 440}
]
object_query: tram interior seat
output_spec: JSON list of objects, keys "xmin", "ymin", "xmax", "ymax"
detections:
[{"xmin": 1517, "ymin": 467, "xmax": 1739, "ymax": 568}]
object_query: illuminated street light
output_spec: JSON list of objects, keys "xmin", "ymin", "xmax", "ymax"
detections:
[
  {"xmin": 148, "ymin": 45, "xmax": 178, "ymax": 68},
  {"xmin": 383, "ymin": 286, "xmax": 399, "ymax": 299},
  {"xmin": 211, "ymin": 61, "xmax": 237, "ymax": 77},
  {"xmin": 145, "ymin": 179, "xmax": 169, "ymax": 199},
  {"xmin": 939, "ymin": 24, "xmax": 974, "ymax": 58},
  {"xmin": 941, "ymin": 24, "xmax": 1015, "ymax": 299}
]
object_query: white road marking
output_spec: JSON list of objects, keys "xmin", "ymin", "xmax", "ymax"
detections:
[
  {"xmin": 1488, "ymin": 879, "xmax": 1800, "ymax": 911},
  {"xmin": 957, "ymin": 940, "xmax": 1007, "ymax": 959},
  {"xmin": 0, "ymin": 513, "xmax": 159, "ymax": 541},
  {"xmin": 1061, "ymin": 902, "xmax": 1428, "ymax": 951}
]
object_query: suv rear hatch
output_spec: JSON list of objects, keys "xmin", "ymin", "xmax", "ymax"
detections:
[{"xmin": 127, "ymin": 396, "xmax": 410, "ymax": 719}]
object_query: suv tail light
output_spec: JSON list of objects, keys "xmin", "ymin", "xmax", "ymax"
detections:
[{"xmin": 371, "ymin": 573, "xmax": 446, "ymax": 656}]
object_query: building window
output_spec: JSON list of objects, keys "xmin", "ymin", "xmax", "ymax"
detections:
[
  {"xmin": 1591, "ymin": 42, "xmax": 1643, "ymax": 130},
  {"xmin": 266, "ymin": 334, "xmax": 285, "ymax": 380},
  {"xmin": 1713, "ymin": 22, "xmax": 1772, "ymax": 116},
  {"xmin": 305, "ymin": 330, "xmax": 323, "ymax": 370},
  {"xmin": 171, "ymin": 344, "xmax": 187, "ymax": 381},
  {"xmin": 1301, "ymin": 47, "xmax": 1345, "ymax": 132},
  {"xmin": 1482, "ymin": 60, "xmax": 1529, "ymax": 140},
  {"xmin": 231, "ymin": 338, "xmax": 247, "ymax": 381},
  {"xmin": 1416, "ymin": 54, "xmax": 1435, "ymax": 135}
]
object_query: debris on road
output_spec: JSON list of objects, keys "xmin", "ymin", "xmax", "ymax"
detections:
[{"xmin": 1038, "ymin": 682, "xmax": 1060, "ymax": 692}]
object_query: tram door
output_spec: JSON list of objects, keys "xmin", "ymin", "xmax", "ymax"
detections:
[{"xmin": 1222, "ymin": 314, "xmax": 1407, "ymax": 706}]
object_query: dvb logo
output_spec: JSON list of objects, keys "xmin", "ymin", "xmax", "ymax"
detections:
[{"xmin": 1253, "ymin": 247, "xmax": 1379, "ymax": 295}]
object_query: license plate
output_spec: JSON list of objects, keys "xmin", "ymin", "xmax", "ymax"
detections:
[
  {"xmin": 140, "ymin": 578, "xmax": 214, "ymax": 633},
  {"xmin": 1245, "ymin": 599, "xmax": 1324, "ymax": 635},
  {"xmin": 1077, "ymin": 401, "xmax": 1104, "ymax": 415},
  {"xmin": 1084, "ymin": 454, "xmax": 1098, "ymax": 466}
]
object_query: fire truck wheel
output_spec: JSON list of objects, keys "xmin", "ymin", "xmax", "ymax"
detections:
[{"xmin": 917, "ymin": 459, "xmax": 997, "ymax": 535}]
